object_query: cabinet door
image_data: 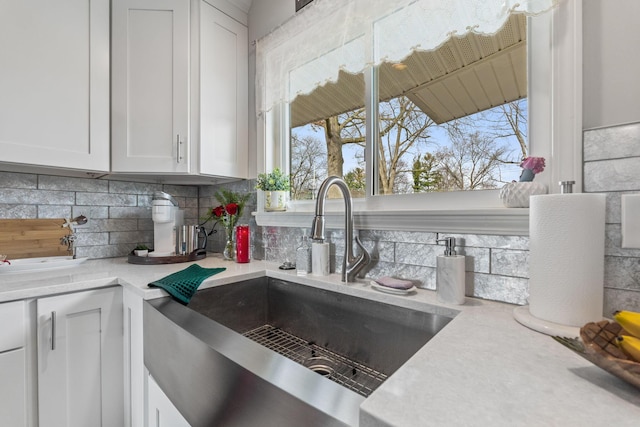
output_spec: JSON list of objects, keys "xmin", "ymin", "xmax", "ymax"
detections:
[
  {"xmin": 199, "ymin": 1, "xmax": 248, "ymax": 178},
  {"xmin": 123, "ymin": 287, "xmax": 145, "ymax": 427},
  {"xmin": 0, "ymin": 300, "xmax": 25, "ymax": 352},
  {"xmin": 148, "ymin": 374, "xmax": 191, "ymax": 427},
  {"xmin": 0, "ymin": 348, "xmax": 27, "ymax": 427},
  {"xmin": 0, "ymin": 0, "xmax": 109, "ymax": 172},
  {"xmin": 0, "ymin": 300, "xmax": 27, "ymax": 426},
  {"xmin": 37, "ymin": 287, "xmax": 123, "ymax": 427},
  {"xmin": 112, "ymin": 0, "xmax": 190, "ymax": 173}
]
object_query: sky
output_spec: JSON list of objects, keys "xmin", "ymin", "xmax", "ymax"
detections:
[{"xmin": 291, "ymin": 99, "xmax": 526, "ymax": 191}]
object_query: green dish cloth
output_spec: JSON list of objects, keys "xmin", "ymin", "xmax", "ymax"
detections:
[{"xmin": 148, "ymin": 264, "xmax": 226, "ymax": 304}]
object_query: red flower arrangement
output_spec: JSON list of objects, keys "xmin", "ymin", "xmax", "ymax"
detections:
[{"xmin": 201, "ymin": 189, "xmax": 250, "ymax": 260}]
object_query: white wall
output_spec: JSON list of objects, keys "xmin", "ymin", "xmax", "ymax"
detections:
[
  {"xmin": 583, "ymin": 0, "xmax": 640, "ymax": 129},
  {"xmin": 247, "ymin": 0, "xmax": 293, "ymax": 41},
  {"xmin": 246, "ymin": 0, "xmax": 294, "ymax": 177}
]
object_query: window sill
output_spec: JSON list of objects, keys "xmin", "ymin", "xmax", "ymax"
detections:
[{"xmin": 254, "ymin": 208, "xmax": 529, "ymax": 236}]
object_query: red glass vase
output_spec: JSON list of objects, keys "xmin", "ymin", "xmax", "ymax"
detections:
[{"xmin": 235, "ymin": 225, "xmax": 250, "ymax": 263}]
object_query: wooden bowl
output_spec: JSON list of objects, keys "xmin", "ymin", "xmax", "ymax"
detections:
[{"xmin": 579, "ymin": 320, "xmax": 640, "ymax": 389}]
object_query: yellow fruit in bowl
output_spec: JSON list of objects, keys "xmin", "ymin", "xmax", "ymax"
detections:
[
  {"xmin": 615, "ymin": 335, "xmax": 640, "ymax": 362},
  {"xmin": 613, "ymin": 310, "xmax": 640, "ymax": 338}
]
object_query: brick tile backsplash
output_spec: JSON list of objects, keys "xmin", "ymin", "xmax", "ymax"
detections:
[
  {"xmin": 235, "ymin": 122, "xmax": 640, "ymax": 309},
  {"xmin": 2, "ymin": 188, "xmax": 75, "ymax": 205},
  {"xmin": 38, "ymin": 175, "xmax": 109, "ymax": 192},
  {"xmin": 0, "ymin": 172, "xmax": 201, "ymax": 259},
  {"xmin": 584, "ymin": 121, "xmax": 640, "ymax": 161},
  {"xmin": 2, "ymin": 120, "xmax": 640, "ymax": 311}
]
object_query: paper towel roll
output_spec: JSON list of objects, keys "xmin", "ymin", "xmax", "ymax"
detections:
[{"xmin": 528, "ymin": 193, "xmax": 606, "ymax": 327}]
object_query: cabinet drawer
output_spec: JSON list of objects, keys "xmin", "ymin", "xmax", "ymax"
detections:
[{"xmin": 0, "ymin": 301, "xmax": 25, "ymax": 352}]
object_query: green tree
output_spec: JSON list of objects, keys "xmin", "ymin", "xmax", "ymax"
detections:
[
  {"xmin": 412, "ymin": 153, "xmax": 442, "ymax": 192},
  {"xmin": 344, "ymin": 167, "xmax": 366, "ymax": 197}
]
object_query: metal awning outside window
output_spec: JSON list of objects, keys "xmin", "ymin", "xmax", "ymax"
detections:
[{"xmin": 290, "ymin": 14, "xmax": 527, "ymax": 128}]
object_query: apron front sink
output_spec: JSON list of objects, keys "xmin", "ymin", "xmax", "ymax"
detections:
[{"xmin": 144, "ymin": 277, "xmax": 453, "ymax": 427}]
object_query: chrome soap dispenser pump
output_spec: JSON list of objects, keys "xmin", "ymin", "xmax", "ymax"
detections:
[{"xmin": 436, "ymin": 237, "xmax": 466, "ymax": 305}]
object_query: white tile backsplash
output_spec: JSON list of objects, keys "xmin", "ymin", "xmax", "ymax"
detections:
[
  {"xmin": 0, "ymin": 172, "xmax": 200, "ymax": 259},
  {"xmin": 584, "ymin": 122, "xmax": 640, "ymax": 161},
  {"xmin": 584, "ymin": 157, "xmax": 640, "ymax": 192},
  {"xmin": 2, "ymin": 120, "xmax": 640, "ymax": 310},
  {"xmin": 239, "ymin": 122, "xmax": 640, "ymax": 309}
]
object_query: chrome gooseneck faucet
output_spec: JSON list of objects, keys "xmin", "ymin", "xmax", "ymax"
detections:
[{"xmin": 311, "ymin": 176, "xmax": 371, "ymax": 282}]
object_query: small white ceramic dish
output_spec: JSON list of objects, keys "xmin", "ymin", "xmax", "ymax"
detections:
[
  {"xmin": 0, "ymin": 256, "xmax": 88, "ymax": 274},
  {"xmin": 370, "ymin": 280, "xmax": 417, "ymax": 295}
]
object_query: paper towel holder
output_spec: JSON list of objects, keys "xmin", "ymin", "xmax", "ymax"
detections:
[
  {"xmin": 559, "ymin": 180, "xmax": 575, "ymax": 194},
  {"xmin": 513, "ymin": 306, "xmax": 581, "ymax": 337},
  {"xmin": 514, "ymin": 190, "xmax": 606, "ymax": 337}
]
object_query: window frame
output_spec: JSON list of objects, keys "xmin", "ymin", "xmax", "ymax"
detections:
[{"xmin": 255, "ymin": 0, "xmax": 582, "ymax": 236}]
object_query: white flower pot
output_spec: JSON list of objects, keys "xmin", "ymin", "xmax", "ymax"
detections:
[
  {"xmin": 264, "ymin": 190, "xmax": 288, "ymax": 211},
  {"xmin": 134, "ymin": 249, "xmax": 148, "ymax": 257},
  {"xmin": 499, "ymin": 182, "xmax": 547, "ymax": 208}
]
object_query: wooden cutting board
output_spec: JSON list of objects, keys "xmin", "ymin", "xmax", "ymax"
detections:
[{"xmin": 0, "ymin": 219, "xmax": 72, "ymax": 260}]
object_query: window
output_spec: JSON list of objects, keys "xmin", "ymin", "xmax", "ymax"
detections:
[
  {"xmin": 256, "ymin": 0, "xmax": 582, "ymax": 236},
  {"xmin": 290, "ymin": 69, "xmax": 366, "ymax": 200},
  {"xmin": 289, "ymin": 13, "xmax": 531, "ymax": 201}
]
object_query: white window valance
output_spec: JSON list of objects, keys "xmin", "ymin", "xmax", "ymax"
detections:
[{"xmin": 255, "ymin": 0, "xmax": 560, "ymax": 116}]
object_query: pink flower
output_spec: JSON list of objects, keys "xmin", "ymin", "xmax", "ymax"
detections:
[{"xmin": 520, "ymin": 157, "xmax": 545, "ymax": 174}]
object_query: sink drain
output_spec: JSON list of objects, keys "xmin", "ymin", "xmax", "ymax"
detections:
[{"xmin": 304, "ymin": 356, "xmax": 335, "ymax": 377}]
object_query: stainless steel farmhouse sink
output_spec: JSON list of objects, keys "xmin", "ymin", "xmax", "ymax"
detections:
[{"xmin": 144, "ymin": 277, "xmax": 453, "ymax": 427}]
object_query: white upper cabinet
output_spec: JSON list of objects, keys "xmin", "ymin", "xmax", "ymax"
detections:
[
  {"xmin": 0, "ymin": 0, "xmax": 110, "ymax": 172},
  {"xmin": 111, "ymin": 0, "xmax": 190, "ymax": 173},
  {"xmin": 112, "ymin": 0, "xmax": 248, "ymax": 179},
  {"xmin": 197, "ymin": 0, "xmax": 249, "ymax": 178}
]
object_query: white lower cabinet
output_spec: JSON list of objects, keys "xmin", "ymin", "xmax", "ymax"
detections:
[
  {"xmin": 123, "ymin": 286, "xmax": 146, "ymax": 427},
  {"xmin": 0, "ymin": 299, "xmax": 28, "ymax": 426},
  {"xmin": 125, "ymin": 287, "xmax": 191, "ymax": 427},
  {"xmin": 124, "ymin": 287, "xmax": 189, "ymax": 427},
  {"xmin": 148, "ymin": 374, "xmax": 191, "ymax": 427},
  {"xmin": 0, "ymin": 348, "xmax": 27, "ymax": 426},
  {"xmin": 37, "ymin": 287, "xmax": 123, "ymax": 427}
]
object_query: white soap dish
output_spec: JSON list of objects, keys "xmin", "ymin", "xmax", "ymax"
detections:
[{"xmin": 370, "ymin": 280, "xmax": 417, "ymax": 295}]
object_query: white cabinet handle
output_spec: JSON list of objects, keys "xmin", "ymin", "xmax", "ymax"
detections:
[
  {"xmin": 51, "ymin": 311, "xmax": 56, "ymax": 350},
  {"xmin": 176, "ymin": 134, "xmax": 183, "ymax": 163}
]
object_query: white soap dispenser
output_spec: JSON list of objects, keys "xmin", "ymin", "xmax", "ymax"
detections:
[
  {"xmin": 436, "ymin": 237, "xmax": 466, "ymax": 305},
  {"xmin": 296, "ymin": 235, "xmax": 311, "ymax": 276}
]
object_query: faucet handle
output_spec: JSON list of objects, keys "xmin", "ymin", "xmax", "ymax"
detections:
[{"xmin": 353, "ymin": 236, "xmax": 371, "ymax": 280}]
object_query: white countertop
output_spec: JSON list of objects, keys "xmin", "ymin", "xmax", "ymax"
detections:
[{"xmin": 2, "ymin": 255, "xmax": 640, "ymax": 426}]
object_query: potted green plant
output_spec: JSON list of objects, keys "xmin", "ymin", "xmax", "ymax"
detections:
[
  {"xmin": 256, "ymin": 168, "xmax": 290, "ymax": 212},
  {"xmin": 134, "ymin": 244, "xmax": 149, "ymax": 257}
]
